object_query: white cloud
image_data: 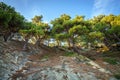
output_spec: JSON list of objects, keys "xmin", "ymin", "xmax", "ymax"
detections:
[{"xmin": 91, "ymin": 0, "xmax": 114, "ymax": 17}]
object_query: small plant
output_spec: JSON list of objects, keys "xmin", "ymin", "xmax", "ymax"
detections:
[
  {"xmin": 64, "ymin": 51, "xmax": 77, "ymax": 57},
  {"xmin": 102, "ymin": 51, "xmax": 120, "ymax": 57},
  {"xmin": 40, "ymin": 55, "xmax": 49, "ymax": 62},
  {"xmin": 89, "ymin": 57, "xmax": 96, "ymax": 61},
  {"xmin": 114, "ymin": 74, "xmax": 120, "ymax": 79},
  {"xmin": 103, "ymin": 57, "xmax": 118, "ymax": 65},
  {"xmin": 43, "ymin": 55, "xmax": 49, "ymax": 59},
  {"xmin": 102, "ymin": 51, "xmax": 112, "ymax": 57}
]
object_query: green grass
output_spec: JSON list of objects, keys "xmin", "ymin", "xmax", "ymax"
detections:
[
  {"xmin": 103, "ymin": 57, "xmax": 118, "ymax": 65},
  {"xmin": 114, "ymin": 74, "xmax": 120, "ymax": 79},
  {"xmin": 89, "ymin": 57, "xmax": 96, "ymax": 61},
  {"xmin": 40, "ymin": 55, "xmax": 49, "ymax": 60},
  {"xmin": 64, "ymin": 51, "xmax": 77, "ymax": 57},
  {"xmin": 102, "ymin": 51, "xmax": 120, "ymax": 57},
  {"xmin": 43, "ymin": 55, "xmax": 49, "ymax": 59}
]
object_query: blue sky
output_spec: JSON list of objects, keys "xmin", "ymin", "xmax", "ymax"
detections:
[{"xmin": 0, "ymin": 0, "xmax": 120, "ymax": 23}]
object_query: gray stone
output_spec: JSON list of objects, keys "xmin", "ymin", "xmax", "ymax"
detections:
[
  {"xmin": 109, "ymin": 77, "xmax": 118, "ymax": 80},
  {"xmin": 40, "ymin": 58, "xmax": 48, "ymax": 62},
  {"xmin": 103, "ymin": 62, "xmax": 109, "ymax": 65}
]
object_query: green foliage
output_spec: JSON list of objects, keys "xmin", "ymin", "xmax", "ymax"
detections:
[
  {"xmin": 0, "ymin": 2, "xmax": 25, "ymax": 30},
  {"xmin": 114, "ymin": 74, "xmax": 120, "ymax": 79},
  {"xmin": 103, "ymin": 57, "xmax": 118, "ymax": 65},
  {"xmin": 42, "ymin": 55, "xmax": 49, "ymax": 59},
  {"xmin": 94, "ymin": 22, "xmax": 108, "ymax": 32},
  {"xmin": 51, "ymin": 24, "xmax": 63, "ymax": 34},
  {"xmin": 51, "ymin": 14, "xmax": 73, "ymax": 46},
  {"xmin": 102, "ymin": 51, "xmax": 120, "ymax": 57},
  {"xmin": 69, "ymin": 25, "xmax": 89, "ymax": 35},
  {"xmin": 1, "ymin": 1, "xmax": 120, "ymax": 51},
  {"xmin": 63, "ymin": 20, "xmax": 74, "ymax": 30},
  {"xmin": 60, "ymin": 14, "xmax": 71, "ymax": 21},
  {"xmin": 91, "ymin": 15, "xmax": 105, "ymax": 24},
  {"xmin": 0, "ymin": 2, "xmax": 25, "ymax": 41},
  {"xmin": 91, "ymin": 14, "xmax": 120, "ymax": 49},
  {"xmin": 32, "ymin": 15, "xmax": 43, "ymax": 24},
  {"xmin": 101, "ymin": 14, "xmax": 115, "ymax": 24},
  {"xmin": 55, "ymin": 33, "xmax": 70, "ymax": 40},
  {"xmin": 89, "ymin": 31, "xmax": 104, "ymax": 41},
  {"xmin": 73, "ymin": 15, "xmax": 85, "ymax": 24},
  {"xmin": 64, "ymin": 51, "xmax": 77, "ymax": 57},
  {"xmin": 20, "ymin": 22, "xmax": 45, "ymax": 39},
  {"xmin": 108, "ymin": 25, "xmax": 120, "ymax": 36}
]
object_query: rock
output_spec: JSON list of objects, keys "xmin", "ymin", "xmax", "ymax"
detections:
[
  {"xmin": 109, "ymin": 77, "xmax": 118, "ymax": 80},
  {"xmin": 98, "ymin": 68, "xmax": 108, "ymax": 73},
  {"xmin": 0, "ymin": 41, "xmax": 115, "ymax": 80},
  {"xmin": 0, "ymin": 50, "xmax": 29, "ymax": 80},
  {"xmin": 88, "ymin": 61, "xmax": 111, "ymax": 74},
  {"xmin": 25, "ymin": 64, "xmax": 98, "ymax": 80},
  {"xmin": 93, "ymin": 66, "xmax": 97, "ymax": 69},
  {"xmin": 103, "ymin": 62, "xmax": 109, "ymax": 65},
  {"xmin": 40, "ymin": 58, "xmax": 48, "ymax": 62}
]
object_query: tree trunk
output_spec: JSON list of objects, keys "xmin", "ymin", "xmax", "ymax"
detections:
[
  {"xmin": 67, "ymin": 39, "xmax": 71, "ymax": 48},
  {"xmin": 72, "ymin": 38, "xmax": 75, "ymax": 48},
  {"xmin": 47, "ymin": 40, "xmax": 50, "ymax": 46},
  {"xmin": 104, "ymin": 37, "xmax": 112, "ymax": 49},
  {"xmin": 3, "ymin": 33, "xmax": 10, "ymax": 42},
  {"xmin": 113, "ymin": 33, "xmax": 120, "ymax": 42},
  {"xmin": 35, "ymin": 38, "xmax": 41, "ymax": 47},
  {"xmin": 57, "ymin": 40, "xmax": 60, "ymax": 46},
  {"xmin": 9, "ymin": 32, "xmax": 15, "ymax": 41},
  {"xmin": 3, "ymin": 35, "xmax": 8, "ymax": 42},
  {"xmin": 23, "ymin": 38, "xmax": 29, "ymax": 50}
]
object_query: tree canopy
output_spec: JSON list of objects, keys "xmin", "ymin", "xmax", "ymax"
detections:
[
  {"xmin": 0, "ymin": 2, "xmax": 25, "ymax": 41},
  {"xmin": 0, "ymin": 2, "xmax": 120, "ymax": 51}
]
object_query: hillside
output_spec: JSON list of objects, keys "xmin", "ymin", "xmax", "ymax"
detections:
[{"xmin": 0, "ymin": 40, "xmax": 120, "ymax": 80}]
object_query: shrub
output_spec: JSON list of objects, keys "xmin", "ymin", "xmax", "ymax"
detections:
[
  {"xmin": 64, "ymin": 51, "xmax": 77, "ymax": 57},
  {"xmin": 103, "ymin": 57, "xmax": 118, "ymax": 65},
  {"xmin": 114, "ymin": 74, "xmax": 120, "ymax": 79}
]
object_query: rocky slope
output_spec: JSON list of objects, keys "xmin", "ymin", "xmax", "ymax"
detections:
[{"xmin": 0, "ymin": 41, "xmax": 119, "ymax": 80}]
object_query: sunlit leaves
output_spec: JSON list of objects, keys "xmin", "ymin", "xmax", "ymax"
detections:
[
  {"xmin": 60, "ymin": 14, "xmax": 71, "ymax": 21},
  {"xmin": 55, "ymin": 33, "xmax": 70, "ymax": 40},
  {"xmin": 108, "ymin": 25, "xmax": 120, "ymax": 35},
  {"xmin": 69, "ymin": 25, "xmax": 88, "ymax": 35},
  {"xmin": 32, "ymin": 15, "xmax": 43, "ymax": 24},
  {"xmin": 92, "ymin": 15, "xmax": 105, "ymax": 23},
  {"xmin": 94, "ymin": 22, "xmax": 108, "ymax": 32},
  {"xmin": 73, "ymin": 15, "xmax": 85, "ymax": 22},
  {"xmin": 89, "ymin": 31, "xmax": 104, "ymax": 40},
  {"xmin": 52, "ymin": 24, "xmax": 63, "ymax": 34},
  {"xmin": 101, "ymin": 14, "xmax": 115, "ymax": 25}
]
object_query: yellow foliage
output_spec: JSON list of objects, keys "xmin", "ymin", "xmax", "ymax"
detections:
[{"xmin": 97, "ymin": 45, "xmax": 109, "ymax": 52}]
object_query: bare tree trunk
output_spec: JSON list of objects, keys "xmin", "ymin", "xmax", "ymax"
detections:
[
  {"xmin": 57, "ymin": 40, "xmax": 60, "ymax": 46},
  {"xmin": 67, "ymin": 39, "xmax": 71, "ymax": 48},
  {"xmin": 2, "ymin": 32, "xmax": 10, "ymax": 42},
  {"xmin": 23, "ymin": 38, "xmax": 29, "ymax": 50},
  {"xmin": 35, "ymin": 38, "xmax": 41, "ymax": 47},
  {"xmin": 72, "ymin": 38, "xmax": 75, "ymax": 48},
  {"xmin": 3, "ymin": 35, "xmax": 8, "ymax": 42},
  {"xmin": 47, "ymin": 40, "xmax": 50, "ymax": 46},
  {"xmin": 9, "ymin": 32, "xmax": 15, "ymax": 41},
  {"xmin": 113, "ymin": 33, "xmax": 120, "ymax": 42}
]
